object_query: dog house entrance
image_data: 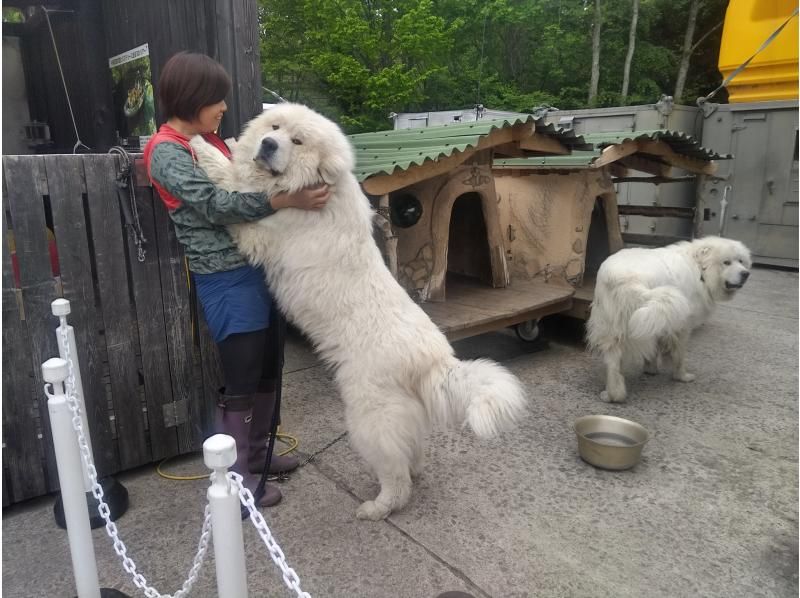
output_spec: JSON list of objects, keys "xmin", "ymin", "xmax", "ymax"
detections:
[
  {"xmin": 446, "ymin": 192, "xmax": 493, "ymax": 288},
  {"xmin": 421, "ymin": 186, "xmax": 574, "ymax": 341},
  {"xmin": 585, "ymin": 197, "xmax": 612, "ymax": 281}
]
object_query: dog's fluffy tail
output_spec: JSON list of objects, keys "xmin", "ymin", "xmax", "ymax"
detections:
[
  {"xmin": 587, "ymin": 280, "xmax": 691, "ymax": 368},
  {"xmin": 423, "ymin": 358, "xmax": 526, "ymax": 438},
  {"xmin": 627, "ymin": 285, "xmax": 690, "ymax": 341}
]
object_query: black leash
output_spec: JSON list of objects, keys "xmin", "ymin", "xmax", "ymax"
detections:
[
  {"xmin": 251, "ymin": 307, "xmax": 286, "ymax": 510},
  {"xmin": 109, "ymin": 146, "xmax": 147, "ymax": 262},
  {"xmin": 243, "ymin": 312, "xmax": 348, "ymax": 516}
]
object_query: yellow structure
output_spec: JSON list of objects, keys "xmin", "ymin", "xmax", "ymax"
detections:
[{"xmin": 719, "ymin": 0, "xmax": 798, "ymax": 102}]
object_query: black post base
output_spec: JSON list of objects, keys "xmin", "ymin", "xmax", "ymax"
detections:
[{"xmin": 55, "ymin": 476, "xmax": 129, "ymax": 530}]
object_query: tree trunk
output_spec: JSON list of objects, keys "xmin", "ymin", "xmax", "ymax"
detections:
[
  {"xmin": 620, "ymin": 0, "xmax": 640, "ymax": 102},
  {"xmin": 674, "ymin": 0, "xmax": 701, "ymax": 102},
  {"xmin": 588, "ymin": 0, "xmax": 602, "ymax": 106}
]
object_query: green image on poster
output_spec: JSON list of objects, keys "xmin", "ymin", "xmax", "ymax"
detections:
[{"xmin": 109, "ymin": 43, "xmax": 156, "ymax": 146}]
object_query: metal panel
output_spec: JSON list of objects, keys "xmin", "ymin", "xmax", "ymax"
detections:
[
  {"xmin": 541, "ymin": 104, "xmax": 705, "ymax": 243},
  {"xmin": 698, "ymin": 100, "xmax": 798, "ymax": 266}
]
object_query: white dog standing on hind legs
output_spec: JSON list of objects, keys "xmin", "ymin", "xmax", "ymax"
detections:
[
  {"xmin": 189, "ymin": 103, "xmax": 527, "ymax": 520},
  {"xmin": 586, "ymin": 236, "xmax": 751, "ymax": 403}
]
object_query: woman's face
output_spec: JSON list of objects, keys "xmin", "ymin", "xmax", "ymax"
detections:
[{"xmin": 194, "ymin": 100, "xmax": 227, "ymax": 134}]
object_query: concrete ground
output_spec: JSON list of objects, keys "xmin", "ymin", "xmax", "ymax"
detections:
[{"xmin": 3, "ymin": 267, "xmax": 798, "ymax": 598}]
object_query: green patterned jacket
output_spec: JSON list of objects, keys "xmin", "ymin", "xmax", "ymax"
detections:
[{"xmin": 148, "ymin": 141, "xmax": 275, "ymax": 273}]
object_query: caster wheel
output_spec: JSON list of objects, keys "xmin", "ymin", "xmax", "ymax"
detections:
[{"xmin": 514, "ymin": 319, "xmax": 540, "ymax": 342}]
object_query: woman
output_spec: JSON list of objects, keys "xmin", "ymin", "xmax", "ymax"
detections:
[{"xmin": 144, "ymin": 52, "xmax": 329, "ymax": 506}]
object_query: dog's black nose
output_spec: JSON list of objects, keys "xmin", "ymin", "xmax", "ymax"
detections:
[
  {"xmin": 740, "ymin": 270, "xmax": 750, "ymax": 282},
  {"xmin": 259, "ymin": 137, "xmax": 278, "ymax": 156}
]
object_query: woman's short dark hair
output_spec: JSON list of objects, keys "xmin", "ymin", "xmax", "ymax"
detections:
[{"xmin": 157, "ymin": 52, "xmax": 231, "ymax": 121}]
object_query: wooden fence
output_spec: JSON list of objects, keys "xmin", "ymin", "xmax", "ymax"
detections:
[{"xmin": 2, "ymin": 153, "xmax": 224, "ymax": 506}]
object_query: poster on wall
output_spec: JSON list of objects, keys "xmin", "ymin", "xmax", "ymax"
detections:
[{"xmin": 109, "ymin": 43, "xmax": 156, "ymax": 149}]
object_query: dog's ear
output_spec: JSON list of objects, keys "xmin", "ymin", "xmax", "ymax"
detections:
[
  {"xmin": 693, "ymin": 244, "xmax": 713, "ymax": 270},
  {"xmin": 318, "ymin": 140, "xmax": 355, "ymax": 185}
]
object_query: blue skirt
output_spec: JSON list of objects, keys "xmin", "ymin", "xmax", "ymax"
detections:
[{"xmin": 193, "ymin": 265, "xmax": 272, "ymax": 343}]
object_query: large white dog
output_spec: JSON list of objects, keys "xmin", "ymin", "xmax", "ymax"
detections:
[
  {"xmin": 191, "ymin": 104, "xmax": 526, "ymax": 520},
  {"xmin": 586, "ymin": 236, "xmax": 751, "ymax": 403}
]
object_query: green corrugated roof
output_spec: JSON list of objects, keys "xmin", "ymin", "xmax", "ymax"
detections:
[
  {"xmin": 493, "ymin": 130, "xmax": 731, "ymax": 170},
  {"xmin": 349, "ymin": 116, "xmax": 591, "ymax": 182},
  {"xmin": 581, "ymin": 130, "xmax": 732, "ymax": 161}
]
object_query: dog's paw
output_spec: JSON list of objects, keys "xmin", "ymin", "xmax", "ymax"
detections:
[
  {"xmin": 674, "ymin": 372, "xmax": 696, "ymax": 383},
  {"xmin": 600, "ymin": 390, "xmax": 626, "ymax": 403},
  {"xmin": 356, "ymin": 500, "xmax": 391, "ymax": 521},
  {"xmin": 644, "ymin": 364, "xmax": 660, "ymax": 376}
]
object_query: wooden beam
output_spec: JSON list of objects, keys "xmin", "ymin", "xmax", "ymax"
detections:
[
  {"xmin": 612, "ymin": 175, "xmax": 696, "ymax": 184},
  {"xmin": 592, "ymin": 140, "xmax": 639, "ymax": 167},
  {"xmin": 492, "ymin": 143, "xmax": 528, "ymax": 158},
  {"xmin": 509, "ymin": 121, "xmax": 537, "ymax": 142},
  {"xmin": 361, "ymin": 147, "xmax": 477, "ymax": 195},
  {"xmin": 599, "ymin": 192, "xmax": 625, "ymax": 254},
  {"xmin": 637, "ymin": 140, "xmax": 718, "ymax": 175},
  {"xmin": 617, "ymin": 205, "xmax": 696, "ymax": 219},
  {"xmin": 618, "ymin": 154, "xmax": 673, "ymax": 177},
  {"xmin": 608, "ymin": 163, "xmax": 628, "ymax": 178},
  {"xmin": 622, "ymin": 233, "xmax": 688, "ymax": 246},
  {"xmin": 518, "ymin": 133, "xmax": 570, "ymax": 155}
]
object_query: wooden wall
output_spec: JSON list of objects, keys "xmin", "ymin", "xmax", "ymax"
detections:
[
  {"xmin": 19, "ymin": 8, "xmax": 99, "ymax": 153},
  {"xmin": 101, "ymin": 0, "xmax": 262, "ymax": 141},
  {"xmin": 493, "ymin": 169, "xmax": 619, "ymax": 286},
  {"xmin": 2, "ymin": 154, "xmax": 223, "ymax": 506},
  {"xmin": 11, "ymin": 0, "xmax": 261, "ymax": 153}
]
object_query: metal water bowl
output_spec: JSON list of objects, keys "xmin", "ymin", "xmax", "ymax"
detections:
[{"xmin": 574, "ymin": 415, "xmax": 649, "ymax": 470}]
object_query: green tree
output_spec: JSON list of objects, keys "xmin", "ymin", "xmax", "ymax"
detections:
[
  {"xmin": 260, "ymin": 0, "xmax": 456, "ymax": 132},
  {"xmin": 258, "ymin": 0, "xmax": 730, "ymax": 131}
]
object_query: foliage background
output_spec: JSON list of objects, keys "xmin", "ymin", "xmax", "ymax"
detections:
[{"xmin": 258, "ymin": 0, "xmax": 729, "ymax": 132}]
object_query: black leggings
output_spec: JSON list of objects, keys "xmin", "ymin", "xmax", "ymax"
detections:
[{"xmin": 217, "ymin": 315, "xmax": 285, "ymax": 395}]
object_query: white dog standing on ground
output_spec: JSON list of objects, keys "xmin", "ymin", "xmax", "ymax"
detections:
[
  {"xmin": 586, "ymin": 236, "xmax": 751, "ymax": 403},
  {"xmin": 190, "ymin": 103, "xmax": 527, "ymax": 520}
]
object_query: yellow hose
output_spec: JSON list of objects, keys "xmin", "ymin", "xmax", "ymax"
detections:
[{"xmin": 156, "ymin": 432, "xmax": 299, "ymax": 481}]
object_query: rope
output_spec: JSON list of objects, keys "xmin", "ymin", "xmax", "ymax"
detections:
[
  {"xmin": 41, "ymin": 6, "xmax": 91, "ymax": 153},
  {"xmin": 698, "ymin": 7, "xmax": 799, "ymax": 107}
]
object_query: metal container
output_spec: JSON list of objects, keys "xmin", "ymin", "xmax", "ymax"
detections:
[
  {"xmin": 696, "ymin": 100, "xmax": 799, "ymax": 268},
  {"xmin": 574, "ymin": 415, "xmax": 649, "ymax": 471}
]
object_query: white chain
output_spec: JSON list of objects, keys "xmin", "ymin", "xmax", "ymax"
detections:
[
  {"xmin": 231, "ymin": 472, "xmax": 311, "ymax": 598},
  {"xmin": 55, "ymin": 325, "xmax": 212, "ymax": 598}
]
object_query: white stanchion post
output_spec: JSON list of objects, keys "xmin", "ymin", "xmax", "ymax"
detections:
[
  {"xmin": 204, "ymin": 434, "xmax": 249, "ymax": 598},
  {"xmin": 51, "ymin": 298, "xmax": 93, "ymax": 491},
  {"xmin": 43, "ymin": 357, "xmax": 102, "ymax": 598}
]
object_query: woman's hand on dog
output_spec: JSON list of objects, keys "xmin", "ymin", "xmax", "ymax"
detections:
[{"xmin": 271, "ymin": 184, "xmax": 331, "ymax": 211}]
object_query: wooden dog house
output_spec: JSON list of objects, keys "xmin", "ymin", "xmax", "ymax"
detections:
[
  {"xmin": 351, "ymin": 117, "xmax": 591, "ymax": 340},
  {"xmin": 352, "ymin": 123, "xmax": 729, "ymax": 339},
  {"xmin": 493, "ymin": 131, "xmax": 730, "ymax": 320}
]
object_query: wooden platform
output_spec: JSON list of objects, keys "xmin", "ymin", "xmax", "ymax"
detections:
[
  {"xmin": 563, "ymin": 275, "xmax": 595, "ymax": 321},
  {"xmin": 421, "ymin": 277, "xmax": 574, "ymax": 341}
]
